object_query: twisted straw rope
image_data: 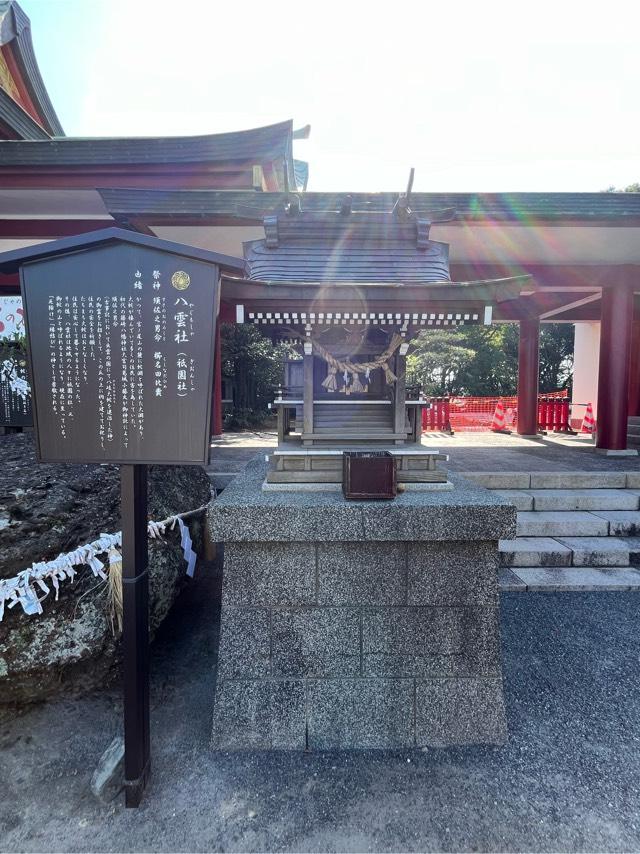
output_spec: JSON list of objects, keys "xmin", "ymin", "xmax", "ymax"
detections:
[{"xmin": 313, "ymin": 333, "xmax": 404, "ymax": 387}]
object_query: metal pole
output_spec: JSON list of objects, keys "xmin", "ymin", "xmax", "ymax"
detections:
[{"xmin": 121, "ymin": 464, "xmax": 150, "ymax": 808}]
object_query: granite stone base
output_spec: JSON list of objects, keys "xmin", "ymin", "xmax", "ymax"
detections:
[{"xmin": 208, "ymin": 460, "xmax": 516, "ymax": 751}]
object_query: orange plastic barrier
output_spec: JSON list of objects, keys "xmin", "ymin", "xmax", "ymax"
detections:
[{"xmin": 423, "ymin": 391, "xmax": 569, "ymax": 433}]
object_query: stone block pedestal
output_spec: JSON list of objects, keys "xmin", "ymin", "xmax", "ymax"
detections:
[{"xmin": 208, "ymin": 460, "xmax": 516, "ymax": 750}]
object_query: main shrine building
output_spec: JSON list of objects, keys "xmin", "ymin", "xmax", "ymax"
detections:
[{"xmin": 0, "ymin": 0, "xmax": 639, "ymax": 454}]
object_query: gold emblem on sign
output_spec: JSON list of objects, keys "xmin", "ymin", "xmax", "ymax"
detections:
[{"xmin": 171, "ymin": 271, "xmax": 190, "ymax": 290}]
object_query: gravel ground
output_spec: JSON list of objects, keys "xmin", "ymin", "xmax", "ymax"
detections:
[{"xmin": 2, "ymin": 560, "xmax": 640, "ymax": 853}]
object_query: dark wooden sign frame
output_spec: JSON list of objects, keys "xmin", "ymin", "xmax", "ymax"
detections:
[{"xmin": 0, "ymin": 229, "xmax": 244, "ymax": 807}]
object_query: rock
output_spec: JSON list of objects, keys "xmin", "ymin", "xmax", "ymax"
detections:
[
  {"xmin": 0, "ymin": 434, "xmax": 211, "ymax": 709},
  {"xmin": 90, "ymin": 736, "xmax": 124, "ymax": 804}
]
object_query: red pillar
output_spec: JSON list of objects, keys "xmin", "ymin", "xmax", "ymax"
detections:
[
  {"xmin": 628, "ymin": 319, "xmax": 640, "ymax": 418},
  {"xmin": 517, "ymin": 317, "xmax": 540, "ymax": 437},
  {"xmin": 211, "ymin": 323, "xmax": 223, "ymax": 439},
  {"xmin": 597, "ymin": 285, "xmax": 634, "ymax": 452}
]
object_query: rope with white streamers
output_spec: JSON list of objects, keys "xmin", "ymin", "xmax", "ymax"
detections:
[
  {"xmin": 0, "ymin": 504, "xmax": 208, "ymax": 622},
  {"xmin": 312, "ymin": 333, "xmax": 404, "ymax": 393}
]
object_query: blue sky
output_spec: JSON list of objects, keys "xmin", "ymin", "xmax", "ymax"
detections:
[{"xmin": 25, "ymin": 0, "xmax": 640, "ymax": 192}]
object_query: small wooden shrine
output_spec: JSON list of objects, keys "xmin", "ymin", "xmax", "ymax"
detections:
[{"xmin": 222, "ymin": 191, "xmax": 528, "ymax": 487}]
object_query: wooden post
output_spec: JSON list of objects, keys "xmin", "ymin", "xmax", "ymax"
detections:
[
  {"xmin": 394, "ymin": 348, "xmax": 407, "ymax": 444},
  {"xmin": 517, "ymin": 317, "xmax": 540, "ymax": 437},
  {"xmin": 303, "ymin": 342, "xmax": 314, "ymax": 444},
  {"xmin": 597, "ymin": 284, "xmax": 635, "ymax": 452},
  {"xmin": 121, "ymin": 464, "xmax": 150, "ymax": 808},
  {"xmin": 211, "ymin": 323, "xmax": 223, "ymax": 440}
]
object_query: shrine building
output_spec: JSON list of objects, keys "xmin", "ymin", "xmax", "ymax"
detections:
[{"xmin": 0, "ymin": 0, "xmax": 639, "ymax": 454}]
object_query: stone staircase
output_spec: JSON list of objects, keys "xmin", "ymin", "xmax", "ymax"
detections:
[
  {"xmin": 629, "ymin": 416, "xmax": 640, "ymax": 450},
  {"xmin": 465, "ymin": 471, "xmax": 640, "ymax": 591}
]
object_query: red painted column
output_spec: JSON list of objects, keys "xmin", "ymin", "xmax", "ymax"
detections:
[
  {"xmin": 211, "ymin": 323, "xmax": 223, "ymax": 439},
  {"xmin": 597, "ymin": 285, "xmax": 634, "ymax": 451},
  {"xmin": 517, "ymin": 317, "xmax": 540, "ymax": 436},
  {"xmin": 628, "ymin": 319, "xmax": 640, "ymax": 418}
]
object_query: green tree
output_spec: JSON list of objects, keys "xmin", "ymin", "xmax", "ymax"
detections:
[
  {"xmin": 221, "ymin": 323, "xmax": 294, "ymax": 429},
  {"xmin": 604, "ymin": 183, "xmax": 640, "ymax": 192},
  {"xmin": 408, "ymin": 323, "xmax": 573, "ymax": 397}
]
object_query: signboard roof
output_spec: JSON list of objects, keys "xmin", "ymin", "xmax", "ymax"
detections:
[{"xmin": 0, "ymin": 227, "xmax": 245, "ymax": 275}]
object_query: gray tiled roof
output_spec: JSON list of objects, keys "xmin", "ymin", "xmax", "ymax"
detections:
[
  {"xmin": 0, "ymin": 120, "xmax": 294, "ymax": 165},
  {"xmin": 97, "ymin": 189, "xmax": 640, "ymax": 222},
  {"xmin": 0, "ymin": 0, "xmax": 63, "ymax": 137},
  {"xmin": 243, "ymin": 212, "xmax": 451, "ymax": 284}
]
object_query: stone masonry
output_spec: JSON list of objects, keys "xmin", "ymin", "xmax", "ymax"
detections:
[{"xmin": 208, "ymin": 459, "xmax": 516, "ymax": 750}]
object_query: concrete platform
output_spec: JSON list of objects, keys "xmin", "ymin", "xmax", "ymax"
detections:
[{"xmin": 208, "ymin": 460, "xmax": 515, "ymax": 750}]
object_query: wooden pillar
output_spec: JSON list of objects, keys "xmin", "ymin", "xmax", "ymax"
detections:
[
  {"xmin": 597, "ymin": 284, "xmax": 635, "ymax": 452},
  {"xmin": 211, "ymin": 323, "xmax": 223, "ymax": 439},
  {"xmin": 394, "ymin": 348, "xmax": 407, "ymax": 443},
  {"xmin": 628, "ymin": 319, "xmax": 640, "ymax": 418},
  {"xmin": 303, "ymin": 342, "xmax": 313, "ymax": 444},
  {"xmin": 517, "ymin": 317, "xmax": 540, "ymax": 437}
]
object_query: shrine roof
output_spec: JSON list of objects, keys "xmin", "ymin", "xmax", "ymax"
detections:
[
  {"xmin": 0, "ymin": 86, "xmax": 49, "ymax": 139},
  {"xmin": 0, "ymin": 0, "xmax": 63, "ymax": 136},
  {"xmin": 97, "ymin": 189, "xmax": 640, "ymax": 224},
  {"xmin": 0, "ymin": 119, "xmax": 295, "ymax": 167}
]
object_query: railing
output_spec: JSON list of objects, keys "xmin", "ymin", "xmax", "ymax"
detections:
[{"xmin": 422, "ymin": 397, "xmax": 452, "ymax": 432}]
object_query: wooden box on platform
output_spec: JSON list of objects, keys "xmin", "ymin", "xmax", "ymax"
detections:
[
  {"xmin": 342, "ymin": 451, "xmax": 396, "ymax": 500},
  {"xmin": 266, "ymin": 446, "xmax": 448, "ymax": 485}
]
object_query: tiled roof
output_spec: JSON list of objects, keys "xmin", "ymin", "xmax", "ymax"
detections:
[
  {"xmin": 97, "ymin": 189, "xmax": 640, "ymax": 223},
  {"xmin": 0, "ymin": 0, "xmax": 63, "ymax": 136},
  {"xmin": 0, "ymin": 120, "xmax": 294, "ymax": 166},
  {"xmin": 243, "ymin": 212, "xmax": 451, "ymax": 284}
]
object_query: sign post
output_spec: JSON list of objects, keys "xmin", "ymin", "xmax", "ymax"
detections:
[
  {"xmin": 0, "ymin": 229, "xmax": 244, "ymax": 806},
  {"xmin": 121, "ymin": 463, "xmax": 150, "ymax": 807}
]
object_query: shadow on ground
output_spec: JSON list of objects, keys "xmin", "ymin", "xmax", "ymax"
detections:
[{"xmin": 2, "ymin": 557, "xmax": 640, "ymax": 852}]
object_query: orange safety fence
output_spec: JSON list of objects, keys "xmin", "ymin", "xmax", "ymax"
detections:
[{"xmin": 423, "ymin": 390, "xmax": 570, "ymax": 432}]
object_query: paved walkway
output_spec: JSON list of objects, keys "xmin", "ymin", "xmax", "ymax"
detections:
[
  {"xmin": 2, "ymin": 564, "xmax": 640, "ymax": 852},
  {"xmin": 208, "ymin": 429, "xmax": 639, "ymax": 478}
]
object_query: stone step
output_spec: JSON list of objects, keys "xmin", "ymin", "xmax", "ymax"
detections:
[
  {"xmin": 553, "ymin": 536, "xmax": 630, "ymax": 567},
  {"xmin": 466, "ymin": 471, "xmax": 638, "ymax": 490},
  {"xmin": 499, "ymin": 537, "xmax": 572, "ymax": 567},
  {"xmin": 500, "ymin": 566, "xmax": 640, "ymax": 592},
  {"xmin": 590, "ymin": 511, "xmax": 640, "ymax": 536},
  {"xmin": 500, "ymin": 535, "xmax": 634, "ymax": 567},
  {"xmin": 526, "ymin": 488, "xmax": 639, "ymax": 512},
  {"xmin": 516, "ymin": 511, "xmax": 609, "ymax": 537},
  {"xmin": 494, "ymin": 489, "xmax": 534, "ymax": 511}
]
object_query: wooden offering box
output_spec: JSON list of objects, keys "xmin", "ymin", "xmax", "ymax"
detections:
[{"xmin": 342, "ymin": 450, "xmax": 397, "ymax": 500}]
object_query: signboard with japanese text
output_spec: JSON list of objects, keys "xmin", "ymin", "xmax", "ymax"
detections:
[{"xmin": 20, "ymin": 241, "xmax": 220, "ymax": 464}]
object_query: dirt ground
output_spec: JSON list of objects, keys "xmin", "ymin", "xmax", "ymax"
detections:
[{"xmin": 2, "ymin": 552, "xmax": 640, "ymax": 853}]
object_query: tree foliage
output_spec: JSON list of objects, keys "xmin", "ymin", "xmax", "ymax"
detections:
[
  {"xmin": 221, "ymin": 323, "xmax": 293, "ymax": 429},
  {"xmin": 604, "ymin": 183, "xmax": 640, "ymax": 192},
  {"xmin": 407, "ymin": 323, "xmax": 573, "ymax": 397}
]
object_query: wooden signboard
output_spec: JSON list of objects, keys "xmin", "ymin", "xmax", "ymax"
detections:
[
  {"xmin": 20, "ymin": 242, "xmax": 220, "ymax": 464},
  {"xmin": 0, "ymin": 229, "xmax": 244, "ymax": 808}
]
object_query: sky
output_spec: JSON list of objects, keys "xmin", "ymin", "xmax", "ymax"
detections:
[{"xmin": 23, "ymin": 0, "xmax": 640, "ymax": 193}]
